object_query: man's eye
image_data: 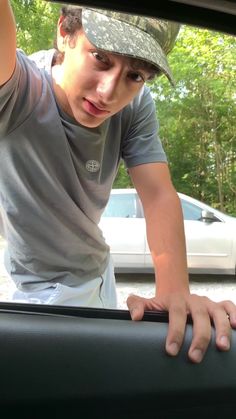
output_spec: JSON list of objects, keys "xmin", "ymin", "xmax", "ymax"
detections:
[
  {"xmin": 92, "ymin": 51, "xmax": 108, "ymax": 64},
  {"xmin": 128, "ymin": 72, "xmax": 145, "ymax": 82}
]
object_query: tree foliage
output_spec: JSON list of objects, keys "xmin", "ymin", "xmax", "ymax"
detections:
[
  {"xmin": 151, "ymin": 26, "xmax": 236, "ymax": 214},
  {"xmin": 11, "ymin": 0, "xmax": 60, "ymax": 54}
]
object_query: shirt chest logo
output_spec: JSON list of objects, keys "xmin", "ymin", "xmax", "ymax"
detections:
[{"xmin": 85, "ymin": 160, "xmax": 100, "ymax": 173}]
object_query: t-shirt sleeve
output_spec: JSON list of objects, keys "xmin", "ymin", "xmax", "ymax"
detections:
[
  {"xmin": 121, "ymin": 85, "xmax": 167, "ymax": 168},
  {"xmin": 0, "ymin": 50, "xmax": 43, "ymax": 136}
]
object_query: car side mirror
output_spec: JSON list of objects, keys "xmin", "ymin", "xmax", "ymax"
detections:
[{"xmin": 201, "ymin": 210, "xmax": 218, "ymax": 223}]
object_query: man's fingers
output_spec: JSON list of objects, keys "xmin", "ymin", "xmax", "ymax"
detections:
[
  {"xmin": 126, "ymin": 294, "xmax": 236, "ymax": 364},
  {"xmin": 126, "ymin": 294, "xmax": 145, "ymax": 320},
  {"xmin": 188, "ymin": 303, "xmax": 212, "ymax": 363},
  {"xmin": 166, "ymin": 294, "xmax": 212, "ymax": 363},
  {"xmin": 165, "ymin": 301, "xmax": 187, "ymax": 357},
  {"xmin": 222, "ymin": 300, "xmax": 236, "ymax": 328},
  {"xmin": 210, "ymin": 300, "xmax": 236, "ymax": 352}
]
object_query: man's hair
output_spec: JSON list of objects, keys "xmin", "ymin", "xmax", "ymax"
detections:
[
  {"xmin": 54, "ymin": 6, "xmax": 159, "ymax": 78},
  {"xmin": 60, "ymin": 6, "xmax": 83, "ymax": 35}
]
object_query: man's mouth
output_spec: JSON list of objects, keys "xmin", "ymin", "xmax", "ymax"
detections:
[{"xmin": 83, "ymin": 98, "xmax": 110, "ymax": 117}]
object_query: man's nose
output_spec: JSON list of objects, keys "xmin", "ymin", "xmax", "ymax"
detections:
[{"xmin": 96, "ymin": 72, "xmax": 121, "ymax": 102}]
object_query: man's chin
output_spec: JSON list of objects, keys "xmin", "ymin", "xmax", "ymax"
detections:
[{"xmin": 73, "ymin": 112, "xmax": 109, "ymax": 128}]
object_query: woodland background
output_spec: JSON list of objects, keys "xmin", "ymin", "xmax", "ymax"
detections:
[{"xmin": 12, "ymin": 0, "xmax": 236, "ymax": 214}]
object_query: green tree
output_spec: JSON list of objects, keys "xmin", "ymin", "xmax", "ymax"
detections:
[
  {"xmin": 113, "ymin": 162, "xmax": 133, "ymax": 189},
  {"xmin": 151, "ymin": 26, "xmax": 236, "ymax": 213},
  {"xmin": 12, "ymin": 0, "xmax": 60, "ymax": 54}
]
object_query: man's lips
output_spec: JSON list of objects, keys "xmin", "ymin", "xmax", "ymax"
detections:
[{"xmin": 83, "ymin": 98, "xmax": 110, "ymax": 117}]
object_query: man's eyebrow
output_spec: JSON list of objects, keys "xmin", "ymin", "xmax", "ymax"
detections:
[
  {"xmin": 128, "ymin": 59, "xmax": 143, "ymax": 71},
  {"xmin": 127, "ymin": 57, "xmax": 150, "ymax": 73}
]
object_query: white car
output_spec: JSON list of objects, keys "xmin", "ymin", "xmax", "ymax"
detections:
[{"xmin": 99, "ymin": 188, "xmax": 236, "ymax": 275}]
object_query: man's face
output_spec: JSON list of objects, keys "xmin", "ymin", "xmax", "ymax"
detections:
[{"xmin": 52, "ymin": 30, "xmax": 152, "ymax": 128}]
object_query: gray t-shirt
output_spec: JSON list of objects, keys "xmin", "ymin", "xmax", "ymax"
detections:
[{"xmin": 0, "ymin": 49, "xmax": 167, "ymax": 291}]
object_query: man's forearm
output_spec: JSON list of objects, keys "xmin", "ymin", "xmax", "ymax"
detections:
[
  {"xmin": 129, "ymin": 162, "xmax": 190, "ymax": 295},
  {"xmin": 0, "ymin": 0, "xmax": 16, "ymax": 86},
  {"xmin": 145, "ymin": 190, "xmax": 190, "ymax": 296}
]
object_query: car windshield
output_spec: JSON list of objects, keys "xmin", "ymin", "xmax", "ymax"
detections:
[
  {"xmin": 0, "ymin": 3, "xmax": 235, "ymax": 310},
  {"xmin": 103, "ymin": 193, "xmax": 137, "ymax": 218},
  {"xmin": 181, "ymin": 200, "xmax": 205, "ymax": 221}
]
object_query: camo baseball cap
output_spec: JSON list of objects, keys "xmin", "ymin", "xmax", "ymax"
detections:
[{"xmin": 82, "ymin": 8, "xmax": 180, "ymax": 85}]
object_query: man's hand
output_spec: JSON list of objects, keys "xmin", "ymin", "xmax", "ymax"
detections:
[{"xmin": 127, "ymin": 293, "xmax": 236, "ymax": 363}]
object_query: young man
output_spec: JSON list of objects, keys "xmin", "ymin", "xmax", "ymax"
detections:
[{"xmin": 0, "ymin": 1, "xmax": 236, "ymax": 363}]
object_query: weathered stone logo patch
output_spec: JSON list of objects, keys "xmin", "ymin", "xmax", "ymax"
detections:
[{"xmin": 86, "ymin": 160, "xmax": 100, "ymax": 173}]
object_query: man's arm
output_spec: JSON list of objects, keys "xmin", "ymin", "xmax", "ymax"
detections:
[
  {"xmin": 128, "ymin": 162, "xmax": 236, "ymax": 363},
  {"xmin": 131, "ymin": 162, "xmax": 189, "ymax": 294},
  {"xmin": 0, "ymin": 0, "xmax": 16, "ymax": 86}
]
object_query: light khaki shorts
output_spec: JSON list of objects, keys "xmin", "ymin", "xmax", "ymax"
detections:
[{"xmin": 11, "ymin": 257, "xmax": 117, "ymax": 309}]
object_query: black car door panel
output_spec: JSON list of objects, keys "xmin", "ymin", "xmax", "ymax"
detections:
[{"xmin": 0, "ymin": 303, "xmax": 236, "ymax": 418}]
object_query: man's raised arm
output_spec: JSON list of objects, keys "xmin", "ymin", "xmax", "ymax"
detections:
[{"xmin": 0, "ymin": 0, "xmax": 16, "ymax": 86}]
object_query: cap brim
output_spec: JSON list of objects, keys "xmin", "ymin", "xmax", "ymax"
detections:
[{"xmin": 82, "ymin": 9, "xmax": 175, "ymax": 85}]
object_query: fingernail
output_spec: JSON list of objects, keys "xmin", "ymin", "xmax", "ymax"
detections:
[
  {"xmin": 167, "ymin": 342, "xmax": 179, "ymax": 356},
  {"xmin": 191, "ymin": 349, "xmax": 203, "ymax": 363},
  {"xmin": 219, "ymin": 335, "xmax": 230, "ymax": 350}
]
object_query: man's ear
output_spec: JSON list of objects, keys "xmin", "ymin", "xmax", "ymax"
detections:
[{"xmin": 56, "ymin": 16, "xmax": 67, "ymax": 52}]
